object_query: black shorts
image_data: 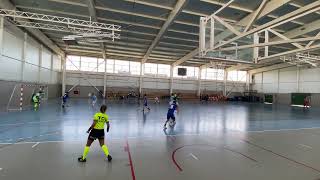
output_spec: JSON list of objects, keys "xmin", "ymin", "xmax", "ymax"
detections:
[
  {"xmin": 167, "ymin": 113, "xmax": 175, "ymax": 120},
  {"xmin": 88, "ymin": 129, "xmax": 105, "ymax": 140}
]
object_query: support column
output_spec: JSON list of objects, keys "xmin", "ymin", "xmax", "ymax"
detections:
[
  {"xmin": 253, "ymin": 32, "xmax": 259, "ymax": 63},
  {"xmin": 277, "ymin": 69, "xmax": 280, "ymax": 93},
  {"xmin": 50, "ymin": 53, "xmax": 53, "ymax": 84},
  {"xmin": 210, "ymin": 18, "xmax": 215, "ymax": 50},
  {"xmin": 38, "ymin": 45, "xmax": 43, "ymax": 83},
  {"xmin": 223, "ymin": 71, "xmax": 228, "ymax": 96},
  {"xmin": 264, "ymin": 30, "xmax": 269, "ymax": 57},
  {"xmin": 296, "ymin": 67, "xmax": 300, "ymax": 92},
  {"xmin": 169, "ymin": 65, "xmax": 174, "ymax": 94},
  {"xmin": 21, "ymin": 33, "xmax": 27, "ymax": 81},
  {"xmin": 261, "ymin": 72, "xmax": 264, "ymax": 92},
  {"xmin": 197, "ymin": 67, "xmax": 202, "ymax": 97},
  {"xmin": 246, "ymin": 72, "xmax": 250, "ymax": 91},
  {"xmin": 61, "ymin": 55, "xmax": 66, "ymax": 96},
  {"xmin": 139, "ymin": 63, "xmax": 143, "ymax": 95},
  {"xmin": 103, "ymin": 53, "xmax": 107, "ymax": 98},
  {"xmin": 0, "ymin": 17, "xmax": 4, "ymax": 59}
]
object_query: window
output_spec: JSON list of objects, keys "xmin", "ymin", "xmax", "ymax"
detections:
[
  {"xmin": 66, "ymin": 55, "xmax": 80, "ymax": 71},
  {"xmin": 157, "ymin": 64, "xmax": 170, "ymax": 77},
  {"xmin": 130, "ymin": 61, "xmax": 141, "ymax": 75},
  {"xmin": 217, "ymin": 69, "xmax": 224, "ymax": 80},
  {"xmin": 228, "ymin": 71, "xmax": 238, "ymax": 81},
  {"xmin": 201, "ymin": 68, "xmax": 206, "ymax": 80},
  {"xmin": 227, "ymin": 71, "xmax": 247, "ymax": 81},
  {"xmin": 97, "ymin": 58, "xmax": 105, "ymax": 73},
  {"xmin": 206, "ymin": 68, "xmax": 216, "ymax": 80},
  {"xmin": 194, "ymin": 67, "xmax": 199, "ymax": 79},
  {"xmin": 106, "ymin": 59, "xmax": 114, "ymax": 73},
  {"xmin": 238, "ymin": 71, "xmax": 247, "ymax": 82},
  {"xmin": 201, "ymin": 68, "xmax": 225, "ymax": 80},
  {"xmin": 114, "ymin": 60, "xmax": 129, "ymax": 73},
  {"xmin": 144, "ymin": 63, "xmax": 157, "ymax": 75},
  {"xmin": 174, "ymin": 66, "xmax": 199, "ymax": 79},
  {"xmin": 80, "ymin": 56, "xmax": 97, "ymax": 71}
]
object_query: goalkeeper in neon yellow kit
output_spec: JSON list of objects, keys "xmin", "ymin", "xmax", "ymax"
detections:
[
  {"xmin": 32, "ymin": 93, "xmax": 40, "ymax": 110},
  {"xmin": 78, "ymin": 105, "xmax": 112, "ymax": 162}
]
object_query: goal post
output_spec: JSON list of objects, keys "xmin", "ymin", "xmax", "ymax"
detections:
[{"xmin": 7, "ymin": 83, "xmax": 49, "ymax": 111}]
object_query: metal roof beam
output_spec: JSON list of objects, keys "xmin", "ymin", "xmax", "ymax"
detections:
[
  {"xmin": 259, "ymin": 44, "xmax": 320, "ymax": 64},
  {"xmin": 238, "ymin": 0, "xmax": 295, "ymax": 26},
  {"xmin": 249, "ymin": 63, "xmax": 293, "ymax": 74},
  {"xmin": 141, "ymin": 0, "xmax": 186, "ymax": 63},
  {"xmin": 173, "ymin": 0, "xmax": 317, "ymax": 66},
  {"xmin": 87, "ymin": 0, "xmax": 105, "ymax": 56},
  {"xmin": 1, "ymin": 0, "xmax": 64, "ymax": 56}
]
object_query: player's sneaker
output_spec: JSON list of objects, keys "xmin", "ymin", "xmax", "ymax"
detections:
[
  {"xmin": 107, "ymin": 155, "xmax": 112, "ymax": 162},
  {"xmin": 78, "ymin": 157, "xmax": 86, "ymax": 162}
]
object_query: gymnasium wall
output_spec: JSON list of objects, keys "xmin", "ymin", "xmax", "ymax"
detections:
[
  {"xmin": 252, "ymin": 66, "xmax": 320, "ymax": 106},
  {"xmin": 252, "ymin": 66, "xmax": 320, "ymax": 93},
  {"xmin": 0, "ymin": 22, "xmax": 62, "ymax": 110},
  {"xmin": 66, "ymin": 71, "xmax": 247, "ymax": 98}
]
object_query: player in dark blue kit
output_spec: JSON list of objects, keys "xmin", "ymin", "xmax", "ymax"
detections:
[
  {"xmin": 62, "ymin": 92, "xmax": 69, "ymax": 108},
  {"xmin": 143, "ymin": 94, "xmax": 150, "ymax": 112},
  {"xmin": 163, "ymin": 100, "xmax": 178, "ymax": 129}
]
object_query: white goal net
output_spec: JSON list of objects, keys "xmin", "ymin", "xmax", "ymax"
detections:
[{"xmin": 7, "ymin": 84, "xmax": 48, "ymax": 111}]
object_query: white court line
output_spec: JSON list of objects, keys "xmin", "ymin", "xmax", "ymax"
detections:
[
  {"xmin": 31, "ymin": 142, "xmax": 40, "ymax": 149},
  {"xmin": 189, "ymin": 153, "xmax": 199, "ymax": 160},
  {"xmin": 247, "ymin": 127, "xmax": 320, "ymax": 133},
  {"xmin": 0, "ymin": 123, "xmax": 24, "ymax": 127},
  {"xmin": 299, "ymin": 144, "xmax": 312, "ymax": 149}
]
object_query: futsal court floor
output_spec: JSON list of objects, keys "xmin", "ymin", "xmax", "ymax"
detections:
[{"xmin": 1, "ymin": 99, "xmax": 320, "ymax": 180}]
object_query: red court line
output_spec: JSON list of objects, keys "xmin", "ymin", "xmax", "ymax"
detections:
[
  {"xmin": 224, "ymin": 147, "xmax": 258, "ymax": 162},
  {"xmin": 125, "ymin": 140, "xmax": 136, "ymax": 180},
  {"xmin": 243, "ymin": 139, "xmax": 320, "ymax": 173},
  {"xmin": 171, "ymin": 144, "xmax": 257, "ymax": 172},
  {"xmin": 172, "ymin": 146, "xmax": 184, "ymax": 172}
]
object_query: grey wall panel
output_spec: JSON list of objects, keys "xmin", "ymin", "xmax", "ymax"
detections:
[
  {"xmin": 23, "ymin": 63, "xmax": 38, "ymax": 82},
  {"xmin": 66, "ymin": 85, "xmax": 103, "ymax": 98},
  {"xmin": 274, "ymin": 93, "xmax": 291, "ymax": 105},
  {"xmin": 3, "ymin": 30, "xmax": 23, "ymax": 60},
  {"xmin": 40, "ymin": 68, "xmax": 51, "ymax": 84},
  {"xmin": 311, "ymin": 94, "xmax": 320, "ymax": 107},
  {"xmin": 48, "ymin": 84, "xmax": 61, "ymax": 99},
  {"xmin": 0, "ymin": 80, "xmax": 16, "ymax": 111},
  {"xmin": 41, "ymin": 49, "xmax": 51, "ymax": 69},
  {"xmin": 26, "ymin": 43, "xmax": 39, "ymax": 65},
  {"xmin": 0, "ymin": 56, "xmax": 21, "ymax": 81}
]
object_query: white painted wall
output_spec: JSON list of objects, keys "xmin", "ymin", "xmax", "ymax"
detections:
[
  {"xmin": 252, "ymin": 66, "xmax": 320, "ymax": 93},
  {"xmin": 0, "ymin": 26, "xmax": 61, "ymax": 84},
  {"xmin": 66, "ymin": 71, "xmax": 246, "ymax": 94}
]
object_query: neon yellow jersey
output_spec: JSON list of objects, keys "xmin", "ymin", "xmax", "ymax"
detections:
[
  {"xmin": 33, "ymin": 95, "xmax": 39, "ymax": 103},
  {"xmin": 93, "ymin": 112, "xmax": 109, "ymax": 130}
]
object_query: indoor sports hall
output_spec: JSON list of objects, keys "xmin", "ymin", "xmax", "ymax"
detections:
[{"xmin": 1, "ymin": 0, "xmax": 320, "ymax": 180}]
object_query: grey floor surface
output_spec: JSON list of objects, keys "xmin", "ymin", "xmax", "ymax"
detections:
[{"xmin": 1, "ymin": 99, "xmax": 320, "ymax": 180}]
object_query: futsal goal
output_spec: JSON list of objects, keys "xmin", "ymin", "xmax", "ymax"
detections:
[{"xmin": 7, "ymin": 83, "xmax": 48, "ymax": 111}]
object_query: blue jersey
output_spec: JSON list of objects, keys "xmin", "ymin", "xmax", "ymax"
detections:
[
  {"xmin": 63, "ymin": 94, "xmax": 68, "ymax": 101},
  {"xmin": 167, "ymin": 103, "xmax": 177, "ymax": 115},
  {"xmin": 144, "ymin": 97, "xmax": 148, "ymax": 105},
  {"xmin": 91, "ymin": 95, "xmax": 97, "ymax": 101}
]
